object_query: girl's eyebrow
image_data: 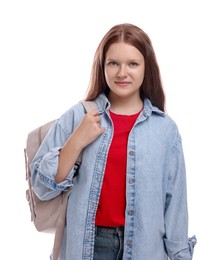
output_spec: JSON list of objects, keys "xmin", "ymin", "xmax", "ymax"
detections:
[
  {"xmin": 106, "ymin": 58, "xmax": 141, "ymax": 62},
  {"xmin": 105, "ymin": 58, "xmax": 116, "ymax": 61}
]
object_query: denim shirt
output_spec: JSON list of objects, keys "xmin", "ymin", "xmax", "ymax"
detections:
[{"xmin": 31, "ymin": 93, "xmax": 196, "ymax": 260}]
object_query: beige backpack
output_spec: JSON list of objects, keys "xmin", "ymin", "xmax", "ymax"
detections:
[{"xmin": 24, "ymin": 100, "xmax": 97, "ymax": 260}]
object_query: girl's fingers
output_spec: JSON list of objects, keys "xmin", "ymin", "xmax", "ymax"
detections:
[
  {"xmin": 88, "ymin": 108, "xmax": 99, "ymax": 116},
  {"xmin": 86, "ymin": 109, "xmax": 102, "ymax": 123}
]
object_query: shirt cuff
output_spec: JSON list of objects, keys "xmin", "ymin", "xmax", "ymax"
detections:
[
  {"xmin": 164, "ymin": 235, "xmax": 197, "ymax": 260},
  {"xmin": 37, "ymin": 147, "xmax": 75, "ymax": 191}
]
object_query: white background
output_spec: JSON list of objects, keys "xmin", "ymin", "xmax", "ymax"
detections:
[{"xmin": 1, "ymin": 0, "xmax": 223, "ymax": 259}]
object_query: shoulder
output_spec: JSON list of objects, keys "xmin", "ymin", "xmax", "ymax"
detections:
[
  {"xmin": 144, "ymin": 98, "xmax": 182, "ymax": 145},
  {"xmin": 162, "ymin": 114, "xmax": 183, "ymax": 152},
  {"xmin": 56, "ymin": 102, "xmax": 86, "ymax": 135},
  {"xmin": 144, "ymin": 98, "xmax": 178, "ymax": 130}
]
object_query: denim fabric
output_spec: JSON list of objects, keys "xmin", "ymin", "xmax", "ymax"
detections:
[
  {"xmin": 93, "ymin": 226, "xmax": 124, "ymax": 260},
  {"xmin": 31, "ymin": 93, "xmax": 196, "ymax": 260}
]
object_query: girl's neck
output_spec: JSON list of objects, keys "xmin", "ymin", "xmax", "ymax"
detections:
[{"xmin": 108, "ymin": 94, "xmax": 143, "ymax": 115}]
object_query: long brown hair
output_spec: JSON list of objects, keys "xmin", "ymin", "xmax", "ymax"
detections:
[{"xmin": 85, "ymin": 23, "xmax": 165, "ymax": 111}]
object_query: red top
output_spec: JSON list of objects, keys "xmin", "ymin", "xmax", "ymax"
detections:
[{"xmin": 95, "ymin": 110, "xmax": 141, "ymax": 227}]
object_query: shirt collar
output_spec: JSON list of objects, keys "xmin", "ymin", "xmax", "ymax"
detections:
[
  {"xmin": 143, "ymin": 98, "xmax": 165, "ymax": 117},
  {"xmin": 95, "ymin": 93, "xmax": 165, "ymax": 117}
]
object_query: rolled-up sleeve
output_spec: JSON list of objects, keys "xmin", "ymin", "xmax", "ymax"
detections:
[
  {"xmin": 164, "ymin": 236, "xmax": 197, "ymax": 260},
  {"xmin": 163, "ymin": 128, "xmax": 197, "ymax": 259},
  {"xmin": 31, "ymin": 147, "xmax": 75, "ymax": 200}
]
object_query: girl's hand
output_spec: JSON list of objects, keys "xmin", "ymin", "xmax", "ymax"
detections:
[{"xmin": 72, "ymin": 109, "xmax": 105, "ymax": 150}]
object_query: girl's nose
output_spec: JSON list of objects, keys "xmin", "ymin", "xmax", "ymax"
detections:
[{"xmin": 117, "ymin": 65, "xmax": 127, "ymax": 78}]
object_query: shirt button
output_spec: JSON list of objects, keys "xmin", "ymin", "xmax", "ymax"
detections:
[
  {"xmin": 129, "ymin": 151, "xmax": 135, "ymax": 156},
  {"xmin": 128, "ymin": 210, "xmax": 134, "ymax": 216},
  {"xmin": 126, "ymin": 240, "xmax": 132, "ymax": 246},
  {"xmin": 128, "ymin": 179, "xmax": 134, "ymax": 184}
]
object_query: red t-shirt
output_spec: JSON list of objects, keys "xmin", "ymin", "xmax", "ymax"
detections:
[{"xmin": 95, "ymin": 110, "xmax": 140, "ymax": 227}]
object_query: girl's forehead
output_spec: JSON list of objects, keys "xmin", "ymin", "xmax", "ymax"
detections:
[{"xmin": 106, "ymin": 42, "xmax": 143, "ymax": 60}]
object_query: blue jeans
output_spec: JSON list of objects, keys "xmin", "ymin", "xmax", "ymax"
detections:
[{"xmin": 93, "ymin": 226, "xmax": 124, "ymax": 260}]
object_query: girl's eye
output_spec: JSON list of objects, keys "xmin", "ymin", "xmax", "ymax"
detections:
[
  {"xmin": 129, "ymin": 62, "xmax": 138, "ymax": 68},
  {"xmin": 108, "ymin": 61, "xmax": 118, "ymax": 66}
]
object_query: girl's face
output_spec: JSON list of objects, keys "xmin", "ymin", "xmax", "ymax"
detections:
[{"xmin": 104, "ymin": 42, "xmax": 145, "ymax": 102}]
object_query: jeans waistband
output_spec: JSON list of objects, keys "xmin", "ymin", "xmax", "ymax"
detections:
[{"xmin": 95, "ymin": 226, "xmax": 124, "ymax": 236}]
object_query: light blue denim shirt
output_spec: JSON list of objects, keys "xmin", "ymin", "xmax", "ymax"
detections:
[{"xmin": 31, "ymin": 93, "xmax": 196, "ymax": 260}]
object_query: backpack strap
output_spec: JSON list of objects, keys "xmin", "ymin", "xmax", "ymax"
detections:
[
  {"xmin": 52, "ymin": 100, "xmax": 97, "ymax": 260},
  {"xmin": 80, "ymin": 99, "xmax": 98, "ymax": 113}
]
